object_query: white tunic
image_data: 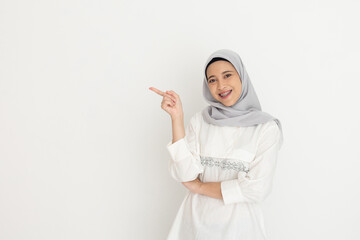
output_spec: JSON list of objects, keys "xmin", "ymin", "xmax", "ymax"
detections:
[{"xmin": 166, "ymin": 110, "xmax": 282, "ymax": 240}]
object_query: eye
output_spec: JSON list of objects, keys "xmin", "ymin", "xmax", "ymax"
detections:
[
  {"xmin": 208, "ymin": 79, "xmax": 215, "ymax": 83},
  {"xmin": 225, "ymin": 74, "xmax": 231, "ymax": 78}
]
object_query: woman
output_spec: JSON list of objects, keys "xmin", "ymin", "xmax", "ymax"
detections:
[{"xmin": 149, "ymin": 49, "xmax": 284, "ymax": 240}]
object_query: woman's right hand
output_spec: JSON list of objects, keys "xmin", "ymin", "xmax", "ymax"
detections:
[{"xmin": 149, "ymin": 87, "xmax": 184, "ymax": 120}]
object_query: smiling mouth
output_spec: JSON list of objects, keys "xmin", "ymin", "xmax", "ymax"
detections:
[{"xmin": 219, "ymin": 90, "xmax": 232, "ymax": 99}]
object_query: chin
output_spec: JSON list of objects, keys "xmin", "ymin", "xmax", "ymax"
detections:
[
  {"xmin": 216, "ymin": 96, "xmax": 234, "ymax": 106},
  {"xmin": 221, "ymin": 101, "xmax": 232, "ymax": 107}
]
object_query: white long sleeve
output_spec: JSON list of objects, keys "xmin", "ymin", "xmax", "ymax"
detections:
[
  {"xmin": 220, "ymin": 120, "xmax": 282, "ymax": 205},
  {"xmin": 165, "ymin": 113, "xmax": 284, "ymax": 239},
  {"xmin": 166, "ymin": 114, "xmax": 204, "ymax": 182}
]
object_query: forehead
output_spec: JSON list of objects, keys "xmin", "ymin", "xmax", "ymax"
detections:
[{"xmin": 206, "ymin": 60, "xmax": 236, "ymax": 75}]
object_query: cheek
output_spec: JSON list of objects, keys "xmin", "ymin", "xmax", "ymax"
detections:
[{"xmin": 209, "ymin": 88, "xmax": 218, "ymax": 97}]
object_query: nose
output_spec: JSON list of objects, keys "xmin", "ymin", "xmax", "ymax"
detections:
[{"xmin": 217, "ymin": 79, "xmax": 226, "ymax": 90}]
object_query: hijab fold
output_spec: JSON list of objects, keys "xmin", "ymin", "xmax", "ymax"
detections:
[{"xmin": 202, "ymin": 49, "xmax": 284, "ymax": 148}]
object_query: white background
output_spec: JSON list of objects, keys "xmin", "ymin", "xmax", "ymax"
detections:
[{"xmin": 1, "ymin": 0, "xmax": 359, "ymax": 239}]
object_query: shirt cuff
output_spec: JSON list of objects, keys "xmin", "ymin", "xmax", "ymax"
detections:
[
  {"xmin": 166, "ymin": 138, "xmax": 193, "ymax": 162},
  {"xmin": 221, "ymin": 179, "xmax": 246, "ymax": 205}
]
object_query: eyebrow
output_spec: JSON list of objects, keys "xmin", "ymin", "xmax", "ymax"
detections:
[{"xmin": 207, "ymin": 71, "xmax": 234, "ymax": 80}]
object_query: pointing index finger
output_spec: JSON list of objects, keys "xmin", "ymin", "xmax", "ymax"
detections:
[{"xmin": 149, "ymin": 87, "xmax": 165, "ymax": 97}]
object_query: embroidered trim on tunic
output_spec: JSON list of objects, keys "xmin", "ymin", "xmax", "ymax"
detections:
[{"xmin": 200, "ymin": 156, "xmax": 250, "ymax": 173}]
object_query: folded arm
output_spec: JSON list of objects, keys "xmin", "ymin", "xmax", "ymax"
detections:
[{"xmin": 220, "ymin": 121, "xmax": 282, "ymax": 205}]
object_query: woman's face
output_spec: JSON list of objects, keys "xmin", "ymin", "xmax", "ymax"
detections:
[{"xmin": 206, "ymin": 60, "xmax": 242, "ymax": 107}]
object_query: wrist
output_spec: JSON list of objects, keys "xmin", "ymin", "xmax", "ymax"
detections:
[
  {"xmin": 171, "ymin": 114, "xmax": 184, "ymax": 123},
  {"xmin": 197, "ymin": 182, "xmax": 204, "ymax": 195}
]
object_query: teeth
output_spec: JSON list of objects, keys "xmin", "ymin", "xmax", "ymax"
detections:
[{"xmin": 220, "ymin": 90, "xmax": 231, "ymax": 97}]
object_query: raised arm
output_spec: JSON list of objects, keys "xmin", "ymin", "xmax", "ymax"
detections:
[
  {"xmin": 171, "ymin": 113, "xmax": 185, "ymax": 143},
  {"xmin": 166, "ymin": 113, "xmax": 204, "ymax": 182},
  {"xmin": 149, "ymin": 87, "xmax": 203, "ymax": 182}
]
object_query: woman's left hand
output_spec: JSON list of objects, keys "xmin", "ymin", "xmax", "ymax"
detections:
[{"xmin": 182, "ymin": 176, "xmax": 203, "ymax": 194}]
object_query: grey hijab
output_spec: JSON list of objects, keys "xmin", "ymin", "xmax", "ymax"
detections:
[{"xmin": 202, "ymin": 49, "xmax": 284, "ymax": 148}]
